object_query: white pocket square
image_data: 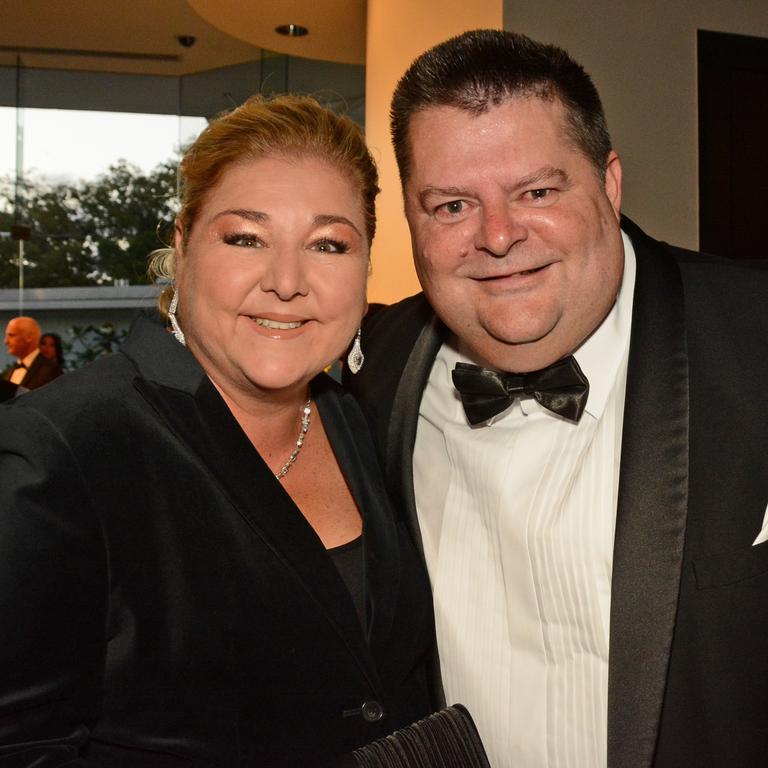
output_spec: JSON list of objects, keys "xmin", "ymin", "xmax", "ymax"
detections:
[{"xmin": 753, "ymin": 503, "xmax": 768, "ymax": 546}]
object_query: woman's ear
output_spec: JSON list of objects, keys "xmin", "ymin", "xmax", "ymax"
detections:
[
  {"xmin": 173, "ymin": 222, "xmax": 185, "ymax": 281},
  {"xmin": 174, "ymin": 221, "xmax": 184, "ymax": 252}
]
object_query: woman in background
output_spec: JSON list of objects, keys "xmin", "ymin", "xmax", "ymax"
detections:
[
  {"xmin": 0, "ymin": 95, "xmax": 435, "ymax": 766},
  {"xmin": 39, "ymin": 331, "xmax": 65, "ymax": 371}
]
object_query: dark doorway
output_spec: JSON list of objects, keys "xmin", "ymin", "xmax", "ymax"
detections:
[{"xmin": 698, "ymin": 29, "xmax": 768, "ymax": 260}]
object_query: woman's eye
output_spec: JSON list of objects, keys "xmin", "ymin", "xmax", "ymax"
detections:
[
  {"xmin": 223, "ymin": 233, "xmax": 263, "ymax": 248},
  {"xmin": 314, "ymin": 239, "xmax": 349, "ymax": 254}
]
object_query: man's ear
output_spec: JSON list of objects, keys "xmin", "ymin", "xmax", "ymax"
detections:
[{"xmin": 604, "ymin": 151, "xmax": 622, "ymax": 220}]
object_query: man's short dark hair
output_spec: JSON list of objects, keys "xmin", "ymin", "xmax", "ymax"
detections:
[{"xmin": 390, "ymin": 29, "xmax": 612, "ymax": 184}]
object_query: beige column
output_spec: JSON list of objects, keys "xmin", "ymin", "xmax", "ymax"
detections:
[{"xmin": 365, "ymin": 0, "xmax": 502, "ymax": 305}]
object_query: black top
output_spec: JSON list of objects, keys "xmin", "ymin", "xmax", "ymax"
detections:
[{"xmin": 329, "ymin": 535, "xmax": 366, "ymax": 630}]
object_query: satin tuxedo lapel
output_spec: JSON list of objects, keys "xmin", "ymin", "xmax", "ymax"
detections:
[
  {"xmin": 387, "ymin": 314, "xmax": 446, "ymax": 558},
  {"xmin": 607, "ymin": 222, "xmax": 689, "ymax": 768},
  {"xmin": 121, "ymin": 315, "xmax": 382, "ymax": 691}
]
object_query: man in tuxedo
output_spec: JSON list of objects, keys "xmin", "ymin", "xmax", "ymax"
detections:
[
  {"xmin": 4, "ymin": 316, "xmax": 62, "ymax": 390},
  {"xmin": 347, "ymin": 30, "xmax": 768, "ymax": 768}
]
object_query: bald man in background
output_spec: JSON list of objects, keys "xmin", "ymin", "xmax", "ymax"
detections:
[{"xmin": 4, "ymin": 316, "xmax": 62, "ymax": 391}]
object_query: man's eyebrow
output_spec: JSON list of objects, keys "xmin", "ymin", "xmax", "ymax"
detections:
[
  {"xmin": 418, "ymin": 186, "xmax": 471, "ymax": 207},
  {"xmin": 512, "ymin": 166, "xmax": 570, "ymax": 191},
  {"xmin": 416, "ymin": 168, "xmax": 571, "ymax": 208}
]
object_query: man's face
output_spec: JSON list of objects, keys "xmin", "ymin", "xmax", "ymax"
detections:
[
  {"xmin": 403, "ymin": 96, "xmax": 624, "ymax": 372},
  {"xmin": 4, "ymin": 319, "xmax": 36, "ymax": 359}
]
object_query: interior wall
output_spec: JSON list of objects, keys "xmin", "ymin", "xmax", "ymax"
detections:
[
  {"xmin": 503, "ymin": 0, "xmax": 768, "ymax": 250},
  {"xmin": 365, "ymin": 0, "xmax": 502, "ymax": 305}
]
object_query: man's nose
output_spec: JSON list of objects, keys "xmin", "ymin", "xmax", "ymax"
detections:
[{"xmin": 474, "ymin": 204, "xmax": 527, "ymax": 257}]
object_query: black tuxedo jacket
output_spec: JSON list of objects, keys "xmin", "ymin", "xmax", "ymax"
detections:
[
  {"xmin": 0, "ymin": 313, "xmax": 435, "ymax": 766},
  {"xmin": 0, "ymin": 378, "xmax": 20, "ymax": 401},
  {"xmin": 3, "ymin": 351, "xmax": 62, "ymax": 389},
  {"xmin": 346, "ymin": 220, "xmax": 768, "ymax": 768}
]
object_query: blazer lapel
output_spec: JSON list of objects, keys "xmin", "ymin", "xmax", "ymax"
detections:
[
  {"xmin": 386, "ymin": 313, "xmax": 445, "ymax": 559},
  {"xmin": 319, "ymin": 383, "xmax": 400, "ymax": 657},
  {"xmin": 607, "ymin": 225, "xmax": 690, "ymax": 768},
  {"xmin": 123, "ymin": 315, "xmax": 379, "ymax": 690}
]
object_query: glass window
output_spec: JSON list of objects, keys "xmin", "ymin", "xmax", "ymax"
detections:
[
  {"xmin": 1, "ymin": 108, "xmax": 205, "ymax": 289},
  {"xmin": 0, "ymin": 106, "xmax": 15, "ymax": 178},
  {"xmin": 22, "ymin": 108, "xmax": 205, "ymax": 182},
  {"xmin": 0, "ymin": 54, "xmax": 363, "ymax": 290}
]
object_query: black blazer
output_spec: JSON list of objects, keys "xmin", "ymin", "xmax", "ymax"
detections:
[
  {"xmin": 2, "ymin": 351, "xmax": 62, "ymax": 389},
  {"xmin": 346, "ymin": 219, "xmax": 768, "ymax": 768},
  {"xmin": 0, "ymin": 313, "xmax": 435, "ymax": 767}
]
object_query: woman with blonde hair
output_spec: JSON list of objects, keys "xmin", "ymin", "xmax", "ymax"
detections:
[{"xmin": 0, "ymin": 95, "xmax": 436, "ymax": 766}]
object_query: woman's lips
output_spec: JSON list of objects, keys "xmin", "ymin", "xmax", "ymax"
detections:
[
  {"xmin": 254, "ymin": 318, "xmax": 303, "ymax": 330},
  {"xmin": 247, "ymin": 315, "xmax": 310, "ymax": 339}
]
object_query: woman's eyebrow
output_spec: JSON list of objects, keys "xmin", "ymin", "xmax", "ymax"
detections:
[
  {"xmin": 314, "ymin": 214, "xmax": 362, "ymax": 237},
  {"xmin": 211, "ymin": 208, "xmax": 269, "ymax": 223}
]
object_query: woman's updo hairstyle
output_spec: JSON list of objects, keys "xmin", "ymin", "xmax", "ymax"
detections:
[{"xmin": 149, "ymin": 94, "xmax": 379, "ymax": 316}]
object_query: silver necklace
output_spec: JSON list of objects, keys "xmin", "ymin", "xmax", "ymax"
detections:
[{"xmin": 275, "ymin": 398, "xmax": 312, "ymax": 479}]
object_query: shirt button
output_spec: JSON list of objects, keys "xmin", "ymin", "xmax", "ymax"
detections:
[{"xmin": 361, "ymin": 700, "xmax": 384, "ymax": 723}]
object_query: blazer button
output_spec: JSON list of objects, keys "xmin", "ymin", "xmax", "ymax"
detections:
[{"xmin": 361, "ymin": 700, "xmax": 384, "ymax": 723}]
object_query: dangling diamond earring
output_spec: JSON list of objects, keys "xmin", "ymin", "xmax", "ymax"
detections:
[
  {"xmin": 168, "ymin": 287, "xmax": 186, "ymax": 346},
  {"xmin": 347, "ymin": 328, "xmax": 364, "ymax": 374}
]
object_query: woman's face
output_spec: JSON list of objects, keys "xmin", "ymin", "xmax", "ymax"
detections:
[
  {"xmin": 174, "ymin": 154, "xmax": 369, "ymax": 400},
  {"xmin": 39, "ymin": 335, "xmax": 57, "ymax": 361}
]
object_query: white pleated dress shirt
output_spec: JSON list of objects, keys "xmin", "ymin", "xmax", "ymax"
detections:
[{"xmin": 414, "ymin": 234, "xmax": 636, "ymax": 768}]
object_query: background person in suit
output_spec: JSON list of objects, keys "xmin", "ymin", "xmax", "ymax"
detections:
[
  {"xmin": 0, "ymin": 95, "xmax": 436, "ymax": 766},
  {"xmin": 0, "ymin": 378, "xmax": 23, "ymax": 402},
  {"xmin": 3, "ymin": 316, "xmax": 62, "ymax": 389},
  {"xmin": 346, "ymin": 30, "xmax": 768, "ymax": 768}
]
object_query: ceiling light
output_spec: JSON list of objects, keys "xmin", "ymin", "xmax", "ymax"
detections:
[{"xmin": 275, "ymin": 24, "xmax": 309, "ymax": 37}]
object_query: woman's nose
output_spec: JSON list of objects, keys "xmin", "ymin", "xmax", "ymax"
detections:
[{"xmin": 260, "ymin": 248, "xmax": 309, "ymax": 300}]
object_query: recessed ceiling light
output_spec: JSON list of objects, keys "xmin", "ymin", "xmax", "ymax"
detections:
[{"xmin": 275, "ymin": 24, "xmax": 309, "ymax": 37}]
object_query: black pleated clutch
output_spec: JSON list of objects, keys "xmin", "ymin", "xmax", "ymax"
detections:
[{"xmin": 350, "ymin": 704, "xmax": 490, "ymax": 768}]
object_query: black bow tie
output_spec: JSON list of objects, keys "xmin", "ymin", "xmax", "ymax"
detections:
[{"xmin": 452, "ymin": 356, "xmax": 589, "ymax": 425}]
